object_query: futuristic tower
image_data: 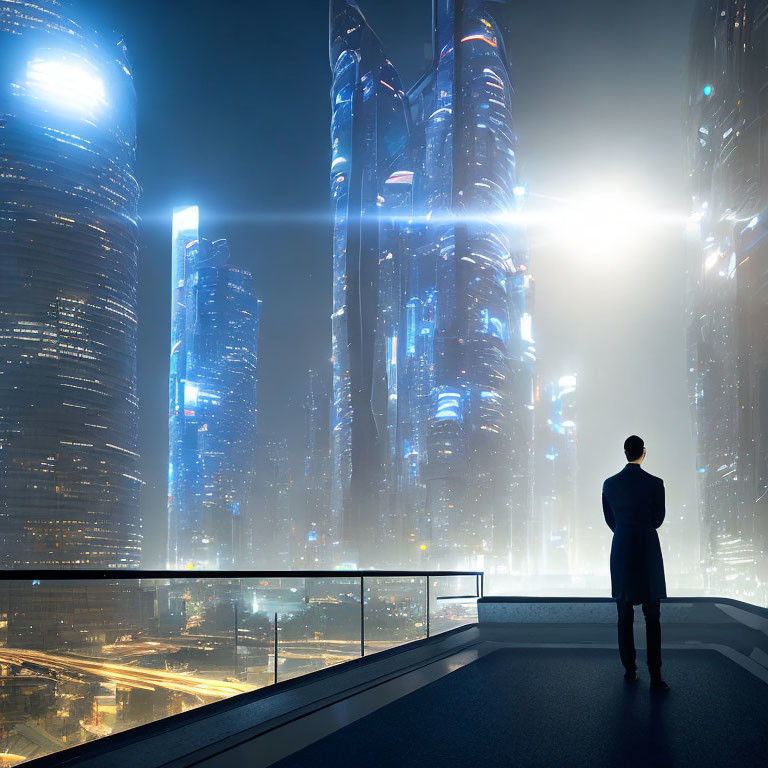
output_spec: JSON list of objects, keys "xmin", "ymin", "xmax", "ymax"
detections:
[
  {"xmin": 0, "ymin": 0, "xmax": 141, "ymax": 567},
  {"xmin": 329, "ymin": 0, "xmax": 534, "ymax": 570},
  {"xmin": 686, "ymin": 0, "xmax": 768, "ymax": 603},
  {"xmin": 329, "ymin": 0, "xmax": 412, "ymax": 564},
  {"xmin": 167, "ymin": 207, "xmax": 261, "ymax": 569}
]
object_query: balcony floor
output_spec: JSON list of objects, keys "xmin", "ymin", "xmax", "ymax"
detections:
[
  {"xmin": 32, "ymin": 598, "xmax": 768, "ymax": 768},
  {"xmin": 273, "ymin": 645, "xmax": 768, "ymax": 768}
]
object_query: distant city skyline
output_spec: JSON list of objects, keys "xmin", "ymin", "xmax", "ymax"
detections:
[
  {"xmin": 1, "ymin": 0, "xmax": 736, "ymax": 597},
  {"xmin": 5, "ymin": 1, "xmax": 768, "ymax": 763},
  {"xmin": 74, "ymin": 0, "xmax": 697, "ymax": 578}
]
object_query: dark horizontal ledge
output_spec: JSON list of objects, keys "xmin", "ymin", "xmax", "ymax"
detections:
[{"xmin": 478, "ymin": 595, "xmax": 768, "ymax": 619}]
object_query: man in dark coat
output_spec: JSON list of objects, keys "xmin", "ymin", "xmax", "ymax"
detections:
[{"xmin": 602, "ymin": 435, "xmax": 669, "ymax": 691}]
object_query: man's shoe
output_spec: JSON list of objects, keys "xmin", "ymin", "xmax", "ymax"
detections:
[
  {"xmin": 650, "ymin": 677, "xmax": 670, "ymax": 692},
  {"xmin": 624, "ymin": 668, "xmax": 637, "ymax": 682}
]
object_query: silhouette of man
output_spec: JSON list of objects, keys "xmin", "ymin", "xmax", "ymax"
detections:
[{"xmin": 602, "ymin": 435, "xmax": 669, "ymax": 691}]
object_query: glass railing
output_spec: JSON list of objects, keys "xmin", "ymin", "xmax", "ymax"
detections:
[{"xmin": 0, "ymin": 569, "xmax": 482, "ymax": 765}]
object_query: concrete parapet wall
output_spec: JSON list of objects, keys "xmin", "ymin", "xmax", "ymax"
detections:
[{"xmin": 478, "ymin": 598, "xmax": 734, "ymax": 624}]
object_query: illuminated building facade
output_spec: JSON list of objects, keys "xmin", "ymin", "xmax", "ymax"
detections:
[
  {"xmin": 253, "ymin": 437, "xmax": 295, "ymax": 568},
  {"xmin": 167, "ymin": 207, "xmax": 260, "ymax": 569},
  {"xmin": 329, "ymin": 0, "xmax": 412, "ymax": 565},
  {"xmin": 686, "ymin": 0, "xmax": 768, "ymax": 603},
  {"xmin": 301, "ymin": 370, "xmax": 332, "ymax": 566},
  {"xmin": 329, "ymin": 0, "xmax": 534, "ymax": 570},
  {"xmin": 0, "ymin": 0, "xmax": 141, "ymax": 567},
  {"xmin": 534, "ymin": 376, "xmax": 577, "ymax": 576}
]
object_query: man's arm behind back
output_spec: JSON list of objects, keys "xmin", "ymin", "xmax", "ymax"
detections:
[
  {"xmin": 652, "ymin": 477, "xmax": 666, "ymax": 529},
  {"xmin": 602, "ymin": 483, "xmax": 616, "ymax": 531}
]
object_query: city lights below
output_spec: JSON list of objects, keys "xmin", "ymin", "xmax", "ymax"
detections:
[
  {"xmin": 26, "ymin": 55, "xmax": 106, "ymax": 113},
  {"xmin": 0, "ymin": 648, "xmax": 253, "ymax": 699}
]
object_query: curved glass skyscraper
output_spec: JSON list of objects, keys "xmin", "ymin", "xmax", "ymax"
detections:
[
  {"xmin": 329, "ymin": 0, "xmax": 411, "ymax": 562},
  {"xmin": 0, "ymin": 0, "xmax": 141, "ymax": 567},
  {"xmin": 329, "ymin": 0, "xmax": 533, "ymax": 571}
]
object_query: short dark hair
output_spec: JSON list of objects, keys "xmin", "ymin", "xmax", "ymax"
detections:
[{"xmin": 624, "ymin": 435, "xmax": 644, "ymax": 462}]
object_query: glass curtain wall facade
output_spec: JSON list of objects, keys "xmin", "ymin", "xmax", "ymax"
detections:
[
  {"xmin": 167, "ymin": 207, "xmax": 260, "ymax": 569},
  {"xmin": 329, "ymin": 0, "xmax": 533, "ymax": 571},
  {"xmin": 0, "ymin": 0, "xmax": 141, "ymax": 567},
  {"xmin": 329, "ymin": 0, "xmax": 412, "ymax": 566},
  {"xmin": 686, "ymin": 0, "xmax": 768, "ymax": 604}
]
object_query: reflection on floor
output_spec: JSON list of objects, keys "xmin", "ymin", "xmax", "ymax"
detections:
[{"xmin": 272, "ymin": 647, "xmax": 768, "ymax": 768}]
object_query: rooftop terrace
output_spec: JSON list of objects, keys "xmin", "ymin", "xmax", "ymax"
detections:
[{"xmin": 19, "ymin": 589, "xmax": 768, "ymax": 768}]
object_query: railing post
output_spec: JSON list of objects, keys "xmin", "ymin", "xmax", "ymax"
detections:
[
  {"xmin": 426, "ymin": 576, "xmax": 430, "ymax": 639},
  {"xmin": 273, "ymin": 612, "xmax": 278, "ymax": 686},
  {"xmin": 360, "ymin": 575, "xmax": 365, "ymax": 658},
  {"xmin": 480, "ymin": 572, "xmax": 484, "ymax": 597},
  {"xmin": 233, "ymin": 599, "xmax": 239, "ymax": 680}
]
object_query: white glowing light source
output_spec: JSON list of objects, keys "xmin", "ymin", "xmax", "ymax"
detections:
[
  {"xmin": 704, "ymin": 251, "xmax": 719, "ymax": 271},
  {"xmin": 518, "ymin": 181, "xmax": 685, "ymax": 261},
  {"xmin": 26, "ymin": 55, "xmax": 106, "ymax": 113},
  {"xmin": 520, "ymin": 313, "xmax": 534, "ymax": 343},
  {"xmin": 172, "ymin": 206, "xmax": 199, "ymax": 240},
  {"xmin": 184, "ymin": 383, "xmax": 199, "ymax": 406}
]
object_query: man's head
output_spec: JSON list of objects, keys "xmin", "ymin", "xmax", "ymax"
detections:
[{"xmin": 624, "ymin": 435, "xmax": 645, "ymax": 463}]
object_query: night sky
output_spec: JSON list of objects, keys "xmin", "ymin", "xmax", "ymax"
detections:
[{"xmin": 80, "ymin": 0, "xmax": 698, "ymax": 571}]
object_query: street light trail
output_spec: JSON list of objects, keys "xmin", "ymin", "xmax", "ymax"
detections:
[{"xmin": 0, "ymin": 649, "xmax": 253, "ymax": 699}]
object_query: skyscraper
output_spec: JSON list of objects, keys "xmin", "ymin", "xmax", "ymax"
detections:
[
  {"xmin": 167, "ymin": 207, "xmax": 261, "ymax": 570},
  {"xmin": 329, "ymin": 0, "xmax": 534, "ymax": 570},
  {"xmin": 534, "ymin": 376, "xmax": 578, "ymax": 576},
  {"xmin": 254, "ymin": 437, "xmax": 295, "ymax": 568},
  {"xmin": 301, "ymin": 370, "xmax": 332, "ymax": 566},
  {"xmin": 686, "ymin": 0, "xmax": 768, "ymax": 603},
  {"xmin": 0, "ymin": 0, "xmax": 141, "ymax": 567},
  {"xmin": 329, "ymin": 0, "xmax": 412, "ymax": 566}
]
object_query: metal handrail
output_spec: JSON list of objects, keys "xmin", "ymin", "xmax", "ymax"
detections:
[
  {"xmin": 0, "ymin": 569, "xmax": 484, "ymax": 680},
  {"xmin": 436, "ymin": 594, "xmax": 480, "ymax": 600},
  {"xmin": 0, "ymin": 569, "xmax": 484, "ymax": 580}
]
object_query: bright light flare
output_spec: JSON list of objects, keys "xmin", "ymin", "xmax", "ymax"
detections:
[
  {"xmin": 520, "ymin": 183, "xmax": 686, "ymax": 260},
  {"xmin": 26, "ymin": 54, "xmax": 106, "ymax": 114},
  {"xmin": 172, "ymin": 205, "xmax": 199, "ymax": 239}
]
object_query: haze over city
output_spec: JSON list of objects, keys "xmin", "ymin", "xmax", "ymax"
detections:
[
  {"xmin": 4, "ymin": 1, "xmax": 768, "ymax": 765},
  {"xmin": 76, "ymin": 0, "xmax": 700, "ymax": 578}
]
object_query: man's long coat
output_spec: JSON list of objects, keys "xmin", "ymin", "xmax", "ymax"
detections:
[{"xmin": 602, "ymin": 463, "xmax": 667, "ymax": 604}]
